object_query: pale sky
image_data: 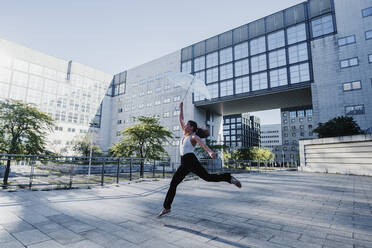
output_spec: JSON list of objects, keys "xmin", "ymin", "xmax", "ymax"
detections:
[{"xmin": 0, "ymin": 0, "xmax": 305, "ymax": 124}]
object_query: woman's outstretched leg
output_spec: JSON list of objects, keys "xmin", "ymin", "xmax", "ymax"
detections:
[{"xmin": 162, "ymin": 164, "xmax": 189, "ymax": 211}]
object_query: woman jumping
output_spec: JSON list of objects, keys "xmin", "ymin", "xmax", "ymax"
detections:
[{"xmin": 158, "ymin": 102, "xmax": 241, "ymax": 217}]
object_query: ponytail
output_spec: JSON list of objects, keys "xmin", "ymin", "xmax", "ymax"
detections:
[{"xmin": 196, "ymin": 128, "xmax": 210, "ymax": 138}]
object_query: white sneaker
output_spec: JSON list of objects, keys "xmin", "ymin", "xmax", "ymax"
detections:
[
  {"xmin": 231, "ymin": 176, "xmax": 242, "ymax": 188},
  {"xmin": 158, "ymin": 208, "xmax": 171, "ymax": 217}
]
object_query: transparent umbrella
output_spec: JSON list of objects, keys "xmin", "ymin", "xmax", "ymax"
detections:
[{"xmin": 166, "ymin": 72, "xmax": 211, "ymax": 101}]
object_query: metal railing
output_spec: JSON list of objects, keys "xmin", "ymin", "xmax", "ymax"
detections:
[{"xmin": 0, "ymin": 154, "xmax": 298, "ymax": 190}]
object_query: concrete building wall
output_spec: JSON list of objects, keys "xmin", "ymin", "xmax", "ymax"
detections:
[
  {"xmin": 311, "ymin": 0, "xmax": 372, "ymax": 130},
  {"xmin": 300, "ymin": 134, "xmax": 372, "ymax": 176}
]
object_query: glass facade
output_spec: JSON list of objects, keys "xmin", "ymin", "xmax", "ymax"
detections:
[{"xmin": 181, "ymin": 2, "xmax": 336, "ymax": 103}]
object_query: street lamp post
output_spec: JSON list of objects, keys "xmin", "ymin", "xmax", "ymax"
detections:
[{"xmin": 88, "ymin": 123, "xmax": 95, "ymax": 183}]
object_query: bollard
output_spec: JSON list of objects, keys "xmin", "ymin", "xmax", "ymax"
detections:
[
  {"xmin": 29, "ymin": 158, "xmax": 35, "ymax": 189},
  {"xmin": 153, "ymin": 159, "xmax": 155, "ymax": 178},
  {"xmin": 101, "ymin": 159, "xmax": 105, "ymax": 186},
  {"xmin": 69, "ymin": 164, "xmax": 73, "ymax": 189},
  {"xmin": 116, "ymin": 158, "xmax": 120, "ymax": 184},
  {"xmin": 129, "ymin": 158, "xmax": 132, "ymax": 181}
]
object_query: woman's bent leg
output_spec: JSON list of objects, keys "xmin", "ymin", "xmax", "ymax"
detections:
[
  {"xmin": 163, "ymin": 164, "xmax": 189, "ymax": 209},
  {"xmin": 189, "ymin": 156, "xmax": 231, "ymax": 183}
]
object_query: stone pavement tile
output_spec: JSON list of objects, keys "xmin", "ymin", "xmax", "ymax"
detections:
[
  {"xmin": 0, "ymin": 229, "xmax": 17, "ymax": 243},
  {"xmin": 47, "ymin": 214, "xmax": 76, "ymax": 224},
  {"xmin": 138, "ymin": 238, "xmax": 179, "ymax": 248},
  {"xmin": 238, "ymin": 236, "xmax": 288, "ymax": 248},
  {"xmin": 33, "ymin": 220, "xmax": 64, "ymax": 234},
  {"xmin": 28, "ymin": 239, "xmax": 64, "ymax": 248},
  {"xmin": 47, "ymin": 228, "xmax": 85, "ymax": 245},
  {"xmin": 0, "ymin": 240, "xmax": 24, "ymax": 248},
  {"xmin": 269, "ymin": 235, "xmax": 322, "ymax": 248},
  {"xmin": 81, "ymin": 229, "xmax": 136, "ymax": 248},
  {"xmin": 32, "ymin": 205, "xmax": 61, "ymax": 217},
  {"xmin": 2, "ymin": 220, "xmax": 35, "ymax": 233},
  {"xmin": 18, "ymin": 211, "xmax": 49, "ymax": 224},
  {"xmin": 113, "ymin": 227, "xmax": 154, "ymax": 244},
  {"xmin": 299, "ymin": 234, "xmax": 325, "ymax": 246},
  {"xmin": 322, "ymin": 238, "xmax": 353, "ymax": 248},
  {"xmin": 61, "ymin": 220, "xmax": 96, "ymax": 233},
  {"xmin": 326, "ymin": 234, "xmax": 372, "ymax": 248},
  {"xmin": 119, "ymin": 220, "xmax": 153, "ymax": 233},
  {"xmin": 0, "ymin": 211, "xmax": 23, "ymax": 224},
  {"xmin": 174, "ymin": 237, "xmax": 217, "ymax": 248},
  {"xmin": 246, "ymin": 219, "xmax": 283, "ymax": 231},
  {"xmin": 63, "ymin": 239, "xmax": 104, "ymax": 248},
  {"xmin": 90, "ymin": 220, "xmax": 124, "ymax": 233},
  {"xmin": 12, "ymin": 229, "xmax": 51, "ymax": 246},
  {"xmin": 354, "ymin": 232, "xmax": 372, "ymax": 242}
]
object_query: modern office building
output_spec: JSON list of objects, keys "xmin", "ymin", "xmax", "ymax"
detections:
[
  {"xmin": 222, "ymin": 113, "xmax": 260, "ymax": 149},
  {"xmin": 261, "ymin": 124, "xmax": 282, "ymax": 150},
  {"xmin": 275, "ymin": 106, "xmax": 315, "ymax": 162},
  {"xmin": 98, "ymin": 0, "xmax": 372, "ymax": 166},
  {"xmin": 0, "ymin": 37, "xmax": 112, "ymax": 155}
]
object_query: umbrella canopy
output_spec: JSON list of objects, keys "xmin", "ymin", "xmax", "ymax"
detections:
[{"xmin": 166, "ymin": 72, "xmax": 211, "ymax": 100}]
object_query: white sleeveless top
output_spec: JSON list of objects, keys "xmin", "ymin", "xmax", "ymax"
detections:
[{"xmin": 180, "ymin": 135, "xmax": 195, "ymax": 156}]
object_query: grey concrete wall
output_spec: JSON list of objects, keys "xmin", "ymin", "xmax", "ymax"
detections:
[{"xmin": 299, "ymin": 134, "xmax": 372, "ymax": 176}]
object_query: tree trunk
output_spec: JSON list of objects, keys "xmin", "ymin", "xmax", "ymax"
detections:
[
  {"xmin": 140, "ymin": 160, "xmax": 144, "ymax": 178},
  {"xmin": 3, "ymin": 157, "xmax": 11, "ymax": 186}
]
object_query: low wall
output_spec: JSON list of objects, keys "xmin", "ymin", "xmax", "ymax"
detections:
[{"xmin": 299, "ymin": 134, "xmax": 372, "ymax": 176}]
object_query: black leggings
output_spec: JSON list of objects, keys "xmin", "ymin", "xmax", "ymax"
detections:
[{"xmin": 163, "ymin": 153, "xmax": 231, "ymax": 209}]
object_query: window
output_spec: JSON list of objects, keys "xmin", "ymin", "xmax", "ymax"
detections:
[
  {"xmin": 173, "ymin": 125, "xmax": 180, "ymax": 131},
  {"xmin": 117, "ymin": 120, "xmax": 122, "ymax": 124},
  {"xmin": 369, "ymin": 54, "xmax": 372, "ymax": 63},
  {"xmin": 366, "ymin": 30, "xmax": 372, "ymax": 40},
  {"xmin": 311, "ymin": 14, "xmax": 334, "ymax": 38},
  {"xmin": 163, "ymin": 98, "xmax": 171, "ymax": 103},
  {"xmin": 343, "ymin": 81, "xmax": 361, "ymax": 91},
  {"xmin": 220, "ymin": 80, "xmax": 233, "ymax": 97},
  {"xmin": 206, "ymin": 67, "xmax": 218, "ymax": 83},
  {"xmin": 194, "ymin": 56, "xmax": 205, "ymax": 71},
  {"xmin": 268, "ymin": 49, "xmax": 286, "ymax": 69},
  {"xmin": 345, "ymin": 105, "xmax": 365, "ymax": 115},
  {"xmin": 308, "ymin": 117, "xmax": 312, "ymax": 121},
  {"xmin": 173, "ymin": 96, "xmax": 181, "ymax": 101},
  {"xmin": 298, "ymin": 110, "xmax": 305, "ymax": 117},
  {"xmin": 173, "ymin": 110, "xmax": 180, "ymax": 116},
  {"xmin": 290, "ymin": 63, "xmax": 310, "ymax": 84},
  {"xmin": 287, "ymin": 23, "xmax": 306, "ymax": 45},
  {"xmin": 290, "ymin": 111, "xmax": 296, "ymax": 118},
  {"xmin": 220, "ymin": 63, "xmax": 233, "ymax": 80},
  {"xmin": 270, "ymin": 68, "xmax": 288, "ymax": 87},
  {"xmin": 251, "ymin": 54, "xmax": 267, "ymax": 73},
  {"xmin": 235, "ymin": 76, "xmax": 250, "ymax": 94},
  {"xmin": 362, "ymin": 7, "xmax": 372, "ymax": 17},
  {"xmin": 340, "ymin": 57, "xmax": 359, "ymax": 68},
  {"xmin": 219, "ymin": 47, "xmax": 233, "ymax": 64},
  {"xmin": 194, "ymin": 71, "xmax": 205, "ymax": 83},
  {"xmin": 251, "ymin": 72, "xmax": 268, "ymax": 91},
  {"xmin": 288, "ymin": 43, "xmax": 308, "ymax": 64},
  {"xmin": 267, "ymin": 30, "xmax": 285, "ymax": 50},
  {"xmin": 338, "ymin": 35, "xmax": 356, "ymax": 47},
  {"xmin": 118, "ymin": 108, "xmax": 123, "ymax": 113},
  {"xmin": 207, "ymin": 83, "xmax": 219, "ymax": 98},
  {"xmin": 234, "ymin": 59, "xmax": 249, "ymax": 77},
  {"xmin": 234, "ymin": 42, "xmax": 248, "ymax": 60},
  {"xmin": 163, "ymin": 112, "xmax": 170, "ymax": 118},
  {"xmin": 250, "ymin": 36, "xmax": 266, "ymax": 55},
  {"xmin": 182, "ymin": 61, "xmax": 192, "ymax": 73},
  {"xmin": 206, "ymin": 52, "xmax": 218, "ymax": 68},
  {"xmin": 306, "ymin": 109, "xmax": 313, "ymax": 116}
]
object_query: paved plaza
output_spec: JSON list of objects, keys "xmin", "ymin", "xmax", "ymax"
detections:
[{"xmin": 0, "ymin": 171, "xmax": 372, "ymax": 248}]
